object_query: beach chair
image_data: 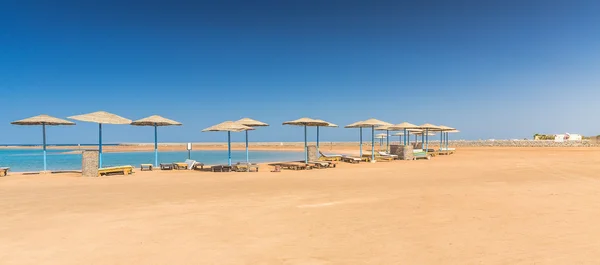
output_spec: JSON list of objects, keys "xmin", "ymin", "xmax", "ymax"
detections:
[
  {"xmin": 269, "ymin": 162, "xmax": 312, "ymax": 170},
  {"xmin": 184, "ymin": 159, "xmax": 205, "ymax": 170},
  {"xmin": 412, "ymin": 151, "xmax": 432, "ymax": 160},
  {"xmin": 307, "ymin": 161, "xmax": 334, "ymax": 169},
  {"xmin": 173, "ymin": 162, "xmax": 188, "ymax": 170},
  {"xmin": 211, "ymin": 165, "xmax": 232, "ymax": 172},
  {"xmin": 140, "ymin": 164, "xmax": 153, "ymax": 171},
  {"xmin": 341, "ymin": 155, "xmax": 362, "ymax": 164},
  {"xmin": 318, "ymin": 151, "xmax": 342, "ymax": 161},
  {"xmin": 0, "ymin": 167, "xmax": 9, "ymax": 177},
  {"xmin": 232, "ymin": 162, "xmax": 259, "ymax": 172},
  {"xmin": 160, "ymin": 163, "xmax": 174, "ymax": 170},
  {"xmin": 378, "ymin": 151, "xmax": 398, "ymax": 160},
  {"xmin": 98, "ymin": 165, "xmax": 134, "ymax": 176},
  {"xmin": 362, "ymin": 154, "xmax": 393, "ymax": 162}
]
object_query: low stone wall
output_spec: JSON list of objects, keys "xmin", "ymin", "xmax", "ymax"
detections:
[{"xmin": 435, "ymin": 140, "xmax": 599, "ymax": 148}]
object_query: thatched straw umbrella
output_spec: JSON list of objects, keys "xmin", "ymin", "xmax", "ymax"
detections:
[
  {"xmin": 416, "ymin": 123, "xmax": 441, "ymax": 152},
  {"xmin": 282, "ymin": 118, "xmax": 329, "ymax": 163},
  {"xmin": 131, "ymin": 115, "xmax": 182, "ymax": 167},
  {"xmin": 388, "ymin": 122, "xmax": 419, "ymax": 146},
  {"xmin": 313, "ymin": 119, "xmax": 337, "ymax": 156},
  {"xmin": 68, "ymin": 111, "xmax": 132, "ymax": 168},
  {"xmin": 235, "ymin": 118, "xmax": 269, "ymax": 166},
  {"xmin": 346, "ymin": 119, "xmax": 392, "ymax": 162},
  {"xmin": 11, "ymin": 115, "xmax": 75, "ymax": 172},
  {"xmin": 202, "ymin": 121, "xmax": 254, "ymax": 166}
]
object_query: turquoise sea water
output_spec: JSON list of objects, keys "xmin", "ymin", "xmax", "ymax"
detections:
[{"xmin": 0, "ymin": 149, "xmax": 304, "ymax": 172}]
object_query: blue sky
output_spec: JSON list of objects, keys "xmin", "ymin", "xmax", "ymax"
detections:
[{"xmin": 1, "ymin": 0, "xmax": 600, "ymax": 144}]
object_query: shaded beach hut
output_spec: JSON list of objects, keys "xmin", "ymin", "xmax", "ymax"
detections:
[
  {"xmin": 346, "ymin": 119, "xmax": 392, "ymax": 162},
  {"xmin": 202, "ymin": 121, "xmax": 254, "ymax": 166},
  {"xmin": 11, "ymin": 115, "xmax": 75, "ymax": 172},
  {"xmin": 235, "ymin": 118, "xmax": 269, "ymax": 166},
  {"xmin": 313, "ymin": 119, "xmax": 337, "ymax": 156},
  {"xmin": 282, "ymin": 118, "xmax": 329, "ymax": 164},
  {"xmin": 131, "ymin": 115, "xmax": 182, "ymax": 167},
  {"xmin": 416, "ymin": 123, "xmax": 441, "ymax": 152},
  {"xmin": 68, "ymin": 111, "xmax": 132, "ymax": 168},
  {"xmin": 388, "ymin": 122, "xmax": 419, "ymax": 146}
]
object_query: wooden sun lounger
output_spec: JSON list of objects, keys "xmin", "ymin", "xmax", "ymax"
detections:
[
  {"xmin": 160, "ymin": 163, "xmax": 174, "ymax": 170},
  {"xmin": 232, "ymin": 163, "xmax": 259, "ymax": 172},
  {"xmin": 140, "ymin": 164, "xmax": 153, "ymax": 171},
  {"xmin": 269, "ymin": 163, "xmax": 312, "ymax": 170},
  {"xmin": 173, "ymin": 162, "xmax": 188, "ymax": 170},
  {"xmin": 341, "ymin": 156, "xmax": 362, "ymax": 164},
  {"xmin": 98, "ymin": 165, "xmax": 134, "ymax": 176},
  {"xmin": 0, "ymin": 167, "xmax": 9, "ymax": 177},
  {"xmin": 308, "ymin": 161, "xmax": 336, "ymax": 169},
  {"xmin": 378, "ymin": 152, "xmax": 399, "ymax": 160},
  {"xmin": 413, "ymin": 151, "xmax": 432, "ymax": 160},
  {"xmin": 319, "ymin": 151, "xmax": 342, "ymax": 161},
  {"xmin": 211, "ymin": 165, "xmax": 232, "ymax": 172},
  {"xmin": 362, "ymin": 154, "xmax": 394, "ymax": 162}
]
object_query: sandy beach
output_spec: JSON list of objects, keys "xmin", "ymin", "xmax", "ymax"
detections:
[{"xmin": 2, "ymin": 147, "xmax": 600, "ymax": 264}]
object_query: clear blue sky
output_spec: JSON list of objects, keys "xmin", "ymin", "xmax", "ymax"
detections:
[{"xmin": 1, "ymin": 0, "xmax": 600, "ymax": 144}]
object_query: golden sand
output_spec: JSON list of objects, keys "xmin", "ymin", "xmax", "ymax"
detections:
[{"xmin": 2, "ymin": 147, "xmax": 600, "ymax": 264}]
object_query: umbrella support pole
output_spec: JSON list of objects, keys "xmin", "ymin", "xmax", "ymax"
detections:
[
  {"xmin": 316, "ymin": 126, "xmax": 320, "ymax": 157},
  {"xmin": 99, "ymin": 123, "xmax": 103, "ymax": 168},
  {"xmin": 371, "ymin": 126, "xmax": 375, "ymax": 163},
  {"xmin": 42, "ymin": 123, "xmax": 47, "ymax": 172},
  {"xmin": 304, "ymin": 125, "xmax": 308, "ymax": 164},
  {"xmin": 386, "ymin": 130, "xmax": 389, "ymax": 153},
  {"xmin": 154, "ymin": 124, "xmax": 158, "ymax": 167},
  {"xmin": 359, "ymin": 128, "xmax": 363, "ymax": 157},
  {"xmin": 228, "ymin": 131, "xmax": 232, "ymax": 166},
  {"xmin": 246, "ymin": 130, "xmax": 249, "ymax": 172}
]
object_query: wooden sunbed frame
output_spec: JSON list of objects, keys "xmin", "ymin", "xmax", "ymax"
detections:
[
  {"xmin": 341, "ymin": 156, "xmax": 363, "ymax": 164},
  {"xmin": 269, "ymin": 163, "xmax": 313, "ymax": 170},
  {"xmin": 211, "ymin": 165, "xmax": 232, "ymax": 172},
  {"xmin": 232, "ymin": 163, "xmax": 259, "ymax": 172},
  {"xmin": 98, "ymin": 165, "xmax": 134, "ymax": 176},
  {"xmin": 308, "ymin": 161, "xmax": 336, "ymax": 169},
  {"xmin": 173, "ymin": 162, "xmax": 188, "ymax": 170},
  {"xmin": 362, "ymin": 154, "xmax": 394, "ymax": 162},
  {"xmin": 140, "ymin": 164, "xmax": 153, "ymax": 171},
  {"xmin": 318, "ymin": 151, "xmax": 342, "ymax": 161},
  {"xmin": 160, "ymin": 163, "xmax": 174, "ymax": 170}
]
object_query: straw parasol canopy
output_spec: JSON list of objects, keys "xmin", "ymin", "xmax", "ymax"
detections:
[
  {"xmin": 417, "ymin": 123, "xmax": 441, "ymax": 131},
  {"xmin": 344, "ymin": 120, "xmax": 363, "ymax": 128},
  {"xmin": 375, "ymin": 124, "xmax": 395, "ymax": 131},
  {"xmin": 202, "ymin": 121, "xmax": 254, "ymax": 132},
  {"xmin": 388, "ymin": 122, "xmax": 418, "ymax": 130},
  {"xmin": 282, "ymin": 117, "xmax": 329, "ymax": 127},
  {"xmin": 11, "ymin": 114, "xmax": 75, "ymax": 126},
  {"xmin": 314, "ymin": 119, "xmax": 338, "ymax": 127},
  {"xmin": 69, "ymin": 111, "xmax": 132, "ymax": 124},
  {"xmin": 131, "ymin": 115, "xmax": 182, "ymax": 126},
  {"xmin": 437, "ymin": 125, "xmax": 456, "ymax": 131},
  {"xmin": 11, "ymin": 114, "xmax": 75, "ymax": 172},
  {"xmin": 236, "ymin": 118, "xmax": 269, "ymax": 127},
  {"xmin": 348, "ymin": 118, "xmax": 392, "ymax": 128}
]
